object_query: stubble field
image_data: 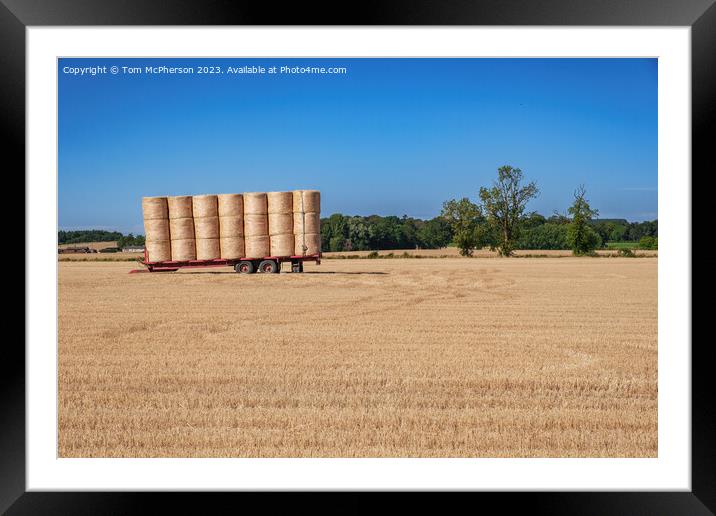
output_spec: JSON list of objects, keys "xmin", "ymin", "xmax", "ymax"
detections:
[{"xmin": 58, "ymin": 257, "xmax": 657, "ymax": 457}]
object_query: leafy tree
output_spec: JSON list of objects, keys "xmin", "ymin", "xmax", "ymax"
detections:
[
  {"xmin": 518, "ymin": 223, "xmax": 569, "ymax": 250},
  {"xmin": 417, "ymin": 217, "xmax": 453, "ymax": 249},
  {"xmin": 521, "ymin": 211, "xmax": 547, "ymax": 230},
  {"xmin": 441, "ymin": 197, "xmax": 485, "ymax": 256},
  {"xmin": 479, "ymin": 165, "xmax": 539, "ymax": 256},
  {"xmin": 346, "ymin": 216, "xmax": 372, "ymax": 250},
  {"xmin": 566, "ymin": 185, "xmax": 601, "ymax": 255},
  {"xmin": 639, "ymin": 236, "xmax": 658, "ymax": 250},
  {"xmin": 547, "ymin": 212, "xmax": 571, "ymax": 225}
]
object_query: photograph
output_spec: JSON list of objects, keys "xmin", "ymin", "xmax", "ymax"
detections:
[{"xmin": 57, "ymin": 57, "xmax": 658, "ymax": 458}]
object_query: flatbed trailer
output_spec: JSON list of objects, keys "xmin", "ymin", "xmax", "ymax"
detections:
[{"xmin": 129, "ymin": 248, "xmax": 321, "ymax": 274}]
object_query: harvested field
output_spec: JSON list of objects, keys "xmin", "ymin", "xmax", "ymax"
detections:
[
  {"xmin": 58, "ymin": 241, "xmax": 118, "ymax": 251},
  {"xmin": 57, "ymin": 246, "xmax": 658, "ymax": 261},
  {"xmin": 58, "ymin": 258, "xmax": 657, "ymax": 458}
]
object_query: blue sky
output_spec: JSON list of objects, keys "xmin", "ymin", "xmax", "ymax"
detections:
[{"xmin": 58, "ymin": 58, "xmax": 657, "ymax": 234}]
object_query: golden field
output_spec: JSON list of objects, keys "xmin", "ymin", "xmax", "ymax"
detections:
[
  {"xmin": 57, "ymin": 243, "xmax": 657, "ymax": 261},
  {"xmin": 58, "ymin": 257, "xmax": 657, "ymax": 457}
]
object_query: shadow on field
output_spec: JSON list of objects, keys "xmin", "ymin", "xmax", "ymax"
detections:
[
  {"xmin": 175, "ymin": 271, "xmax": 388, "ymax": 275},
  {"xmin": 303, "ymin": 271, "xmax": 388, "ymax": 275}
]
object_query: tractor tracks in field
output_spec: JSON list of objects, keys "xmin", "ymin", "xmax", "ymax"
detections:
[{"xmin": 191, "ymin": 266, "xmax": 520, "ymax": 343}]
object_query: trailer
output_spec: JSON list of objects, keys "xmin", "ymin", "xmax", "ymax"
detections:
[{"xmin": 129, "ymin": 248, "xmax": 320, "ymax": 274}]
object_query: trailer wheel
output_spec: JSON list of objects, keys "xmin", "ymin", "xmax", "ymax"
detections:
[
  {"xmin": 259, "ymin": 260, "xmax": 278, "ymax": 273},
  {"xmin": 236, "ymin": 261, "xmax": 255, "ymax": 274}
]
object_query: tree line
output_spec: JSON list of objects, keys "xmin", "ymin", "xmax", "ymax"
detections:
[
  {"xmin": 59, "ymin": 230, "xmax": 145, "ymax": 247},
  {"xmin": 320, "ymin": 165, "xmax": 657, "ymax": 255}
]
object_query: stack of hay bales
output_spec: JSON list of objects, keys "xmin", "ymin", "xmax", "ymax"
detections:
[
  {"xmin": 243, "ymin": 192, "xmax": 270, "ymax": 258},
  {"xmin": 142, "ymin": 196, "xmax": 171, "ymax": 262},
  {"xmin": 267, "ymin": 191, "xmax": 294, "ymax": 257},
  {"xmin": 167, "ymin": 195, "xmax": 196, "ymax": 261},
  {"xmin": 192, "ymin": 195, "xmax": 220, "ymax": 260},
  {"xmin": 293, "ymin": 190, "xmax": 321, "ymax": 255},
  {"xmin": 142, "ymin": 189, "xmax": 320, "ymax": 262},
  {"xmin": 218, "ymin": 194, "xmax": 245, "ymax": 259}
]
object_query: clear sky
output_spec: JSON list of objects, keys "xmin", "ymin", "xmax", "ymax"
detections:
[{"xmin": 58, "ymin": 58, "xmax": 657, "ymax": 234}]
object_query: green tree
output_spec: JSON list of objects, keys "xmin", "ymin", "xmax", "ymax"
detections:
[
  {"xmin": 639, "ymin": 235, "xmax": 658, "ymax": 250},
  {"xmin": 417, "ymin": 217, "xmax": 453, "ymax": 249},
  {"xmin": 346, "ymin": 216, "xmax": 372, "ymax": 250},
  {"xmin": 518, "ymin": 223, "xmax": 569, "ymax": 250},
  {"xmin": 479, "ymin": 165, "xmax": 539, "ymax": 256},
  {"xmin": 441, "ymin": 198, "xmax": 485, "ymax": 256},
  {"xmin": 567, "ymin": 185, "xmax": 601, "ymax": 255}
]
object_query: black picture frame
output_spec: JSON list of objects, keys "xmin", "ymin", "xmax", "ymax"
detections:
[{"xmin": 7, "ymin": 0, "xmax": 714, "ymax": 512}]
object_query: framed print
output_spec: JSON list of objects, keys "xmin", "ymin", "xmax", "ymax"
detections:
[{"xmin": 8, "ymin": 0, "xmax": 715, "ymax": 512}]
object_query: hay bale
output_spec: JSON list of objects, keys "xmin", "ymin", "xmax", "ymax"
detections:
[
  {"xmin": 219, "ymin": 215, "xmax": 244, "ymax": 238},
  {"xmin": 144, "ymin": 218, "xmax": 170, "ymax": 242},
  {"xmin": 294, "ymin": 233, "xmax": 321, "ymax": 256},
  {"xmin": 243, "ymin": 213, "xmax": 268, "ymax": 237},
  {"xmin": 194, "ymin": 216, "xmax": 219, "ymax": 239},
  {"xmin": 268, "ymin": 213, "xmax": 293, "ymax": 235},
  {"xmin": 267, "ymin": 191, "xmax": 293, "ymax": 213},
  {"xmin": 171, "ymin": 238, "xmax": 196, "ymax": 261},
  {"xmin": 169, "ymin": 217, "xmax": 195, "ymax": 240},
  {"xmin": 145, "ymin": 240, "xmax": 171, "ymax": 262},
  {"xmin": 293, "ymin": 211, "xmax": 320, "ymax": 234},
  {"xmin": 218, "ymin": 194, "xmax": 243, "ymax": 217},
  {"xmin": 220, "ymin": 236, "xmax": 245, "ymax": 259},
  {"xmin": 292, "ymin": 190, "xmax": 320, "ymax": 213},
  {"xmin": 243, "ymin": 192, "xmax": 268, "ymax": 214},
  {"xmin": 167, "ymin": 196, "xmax": 193, "ymax": 219},
  {"xmin": 192, "ymin": 194, "xmax": 218, "ymax": 218},
  {"xmin": 244, "ymin": 236, "xmax": 270, "ymax": 258},
  {"xmin": 270, "ymin": 233, "xmax": 295, "ymax": 257},
  {"xmin": 196, "ymin": 238, "xmax": 220, "ymax": 260},
  {"xmin": 142, "ymin": 196, "xmax": 168, "ymax": 220}
]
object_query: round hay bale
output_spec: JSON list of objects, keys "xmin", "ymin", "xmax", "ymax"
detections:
[
  {"xmin": 169, "ymin": 217, "xmax": 195, "ymax": 240},
  {"xmin": 142, "ymin": 197, "xmax": 168, "ymax": 220},
  {"xmin": 243, "ymin": 214, "xmax": 268, "ymax": 237},
  {"xmin": 244, "ymin": 236, "xmax": 270, "ymax": 258},
  {"xmin": 292, "ymin": 190, "xmax": 320, "ymax": 213},
  {"xmin": 270, "ymin": 234, "xmax": 295, "ymax": 257},
  {"xmin": 218, "ymin": 194, "xmax": 244, "ymax": 217},
  {"xmin": 293, "ymin": 211, "xmax": 320, "ymax": 235},
  {"xmin": 220, "ymin": 237, "xmax": 245, "ymax": 259},
  {"xmin": 144, "ymin": 218, "xmax": 170, "ymax": 242},
  {"xmin": 192, "ymin": 194, "xmax": 218, "ymax": 218},
  {"xmin": 145, "ymin": 240, "xmax": 171, "ymax": 262},
  {"xmin": 219, "ymin": 215, "xmax": 244, "ymax": 238},
  {"xmin": 194, "ymin": 216, "xmax": 219, "ymax": 239},
  {"xmin": 294, "ymin": 233, "xmax": 321, "ymax": 256},
  {"xmin": 196, "ymin": 238, "xmax": 220, "ymax": 260},
  {"xmin": 167, "ymin": 196, "xmax": 193, "ymax": 219},
  {"xmin": 243, "ymin": 192, "xmax": 268, "ymax": 214},
  {"xmin": 171, "ymin": 238, "xmax": 196, "ymax": 261},
  {"xmin": 267, "ymin": 191, "xmax": 293, "ymax": 213},
  {"xmin": 268, "ymin": 213, "xmax": 293, "ymax": 235}
]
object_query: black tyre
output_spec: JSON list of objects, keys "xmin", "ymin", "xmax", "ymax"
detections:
[
  {"xmin": 235, "ymin": 261, "xmax": 255, "ymax": 274},
  {"xmin": 258, "ymin": 260, "xmax": 278, "ymax": 273}
]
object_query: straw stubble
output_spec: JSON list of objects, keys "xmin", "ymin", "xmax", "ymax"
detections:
[{"xmin": 59, "ymin": 258, "xmax": 657, "ymax": 458}]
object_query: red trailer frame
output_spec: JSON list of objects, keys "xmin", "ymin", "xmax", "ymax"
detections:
[{"xmin": 129, "ymin": 248, "xmax": 321, "ymax": 274}]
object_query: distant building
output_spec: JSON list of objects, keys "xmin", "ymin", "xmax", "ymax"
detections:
[{"xmin": 122, "ymin": 246, "xmax": 145, "ymax": 253}]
